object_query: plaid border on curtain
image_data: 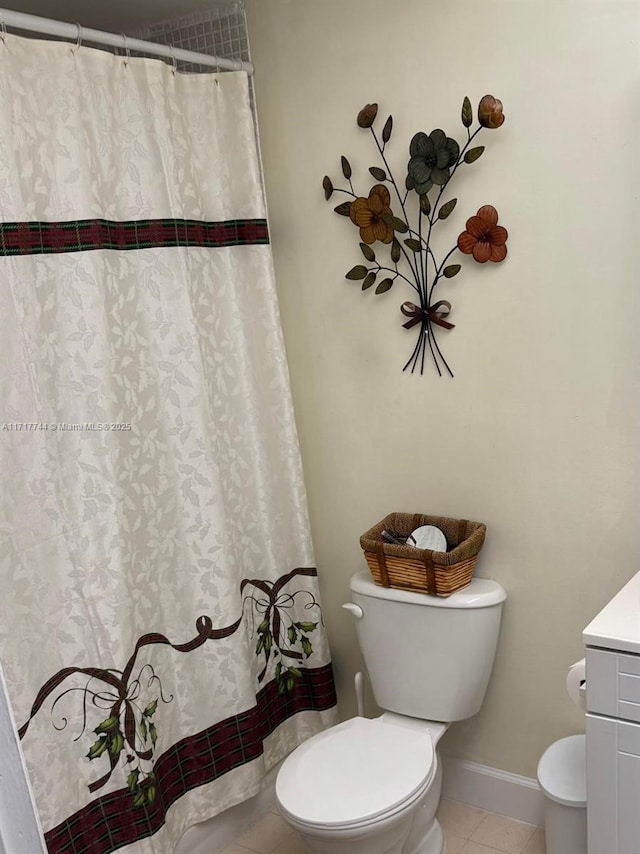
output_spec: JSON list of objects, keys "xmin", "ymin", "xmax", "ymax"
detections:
[{"xmin": 0, "ymin": 219, "xmax": 269, "ymax": 255}]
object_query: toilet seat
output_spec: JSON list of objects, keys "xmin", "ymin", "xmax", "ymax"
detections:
[{"xmin": 276, "ymin": 716, "xmax": 435, "ymax": 830}]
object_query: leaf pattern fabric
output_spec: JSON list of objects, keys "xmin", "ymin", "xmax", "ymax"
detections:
[{"xmin": 0, "ymin": 34, "xmax": 336, "ymax": 853}]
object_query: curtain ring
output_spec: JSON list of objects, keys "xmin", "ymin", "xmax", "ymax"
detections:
[
  {"xmin": 168, "ymin": 44, "xmax": 177, "ymax": 75},
  {"xmin": 74, "ymin": 22, "xmax": 83, "ymax": 52},
  {"xmin": 120, "ymin": 32, "xmax": 130, "ymax": 66}
]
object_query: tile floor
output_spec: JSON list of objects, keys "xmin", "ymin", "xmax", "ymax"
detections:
[{"xmin": 221, "ymin": 798, "xmax": 546, "ymax": 854}]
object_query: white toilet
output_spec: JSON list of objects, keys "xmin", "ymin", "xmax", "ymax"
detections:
[{"xmin": 276, "ymin": 569, "xmax": 506, "ymax": 854}]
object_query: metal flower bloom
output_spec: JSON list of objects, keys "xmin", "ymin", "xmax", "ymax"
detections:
[
  {"xmin": 349, "ymin": 184, "xmax": 395, "ymax": 244},
  {"xmin": 477, "ymin": 95, "xmax": 505, "ymax": 129},
  {"xmin": 457, "ymin": 205, "xmax": 508, "ymax": 263},
  {"xmin": 357, "ymin": 103, "xmax": 378, "ymax": 128},
  {"xmin": 407, "ymin": 129, "xmax": 460, "ymax": 195}
]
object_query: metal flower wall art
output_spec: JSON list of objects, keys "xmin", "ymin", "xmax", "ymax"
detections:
[{"xmin": 322, "ymin": 95, "xmax": 508, "ymax": 376}]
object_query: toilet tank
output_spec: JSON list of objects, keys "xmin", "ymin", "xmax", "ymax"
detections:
[{"xmin": 348, "ymin": 570, "xmax": 506, "ymax": 722}]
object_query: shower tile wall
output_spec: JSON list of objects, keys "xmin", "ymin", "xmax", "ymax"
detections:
[{"xmin": 130, "ymin": 1, "xmax": 249, "ymax": 71}]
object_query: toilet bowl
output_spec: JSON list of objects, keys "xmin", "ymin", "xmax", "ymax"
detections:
[
  {"xmin": 276, "ymin": 714, "xmax": 447, "ymax": 854},
  {"xmin": 276, "ymin": 570, "xmax": 506, "ymax": 854}
]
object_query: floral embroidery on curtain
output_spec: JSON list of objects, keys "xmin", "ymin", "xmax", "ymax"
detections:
[{"xmin": 18, "ymin": 569, "xmax": 335, "ymax": 853}]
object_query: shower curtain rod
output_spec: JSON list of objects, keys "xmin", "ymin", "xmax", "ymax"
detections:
[{"xmin": 0, "ymin": 8, "xmax": 254, "ymax": 75}]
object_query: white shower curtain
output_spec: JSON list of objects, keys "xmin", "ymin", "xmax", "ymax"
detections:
[{"xmin": 0, "ymin": 34, "xmax": 336, "ymax": 853}]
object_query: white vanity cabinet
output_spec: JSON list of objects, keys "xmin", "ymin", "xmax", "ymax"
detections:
[{"xmin": 584, "ymin": 571, "xmax": 640, "ymax": 854}]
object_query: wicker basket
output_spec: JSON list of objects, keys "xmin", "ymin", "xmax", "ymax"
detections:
[{"xmin": 359, "ymin": 512, "xmax": 486, "ymax": 597}]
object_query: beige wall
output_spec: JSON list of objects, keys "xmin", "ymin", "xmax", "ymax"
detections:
[{"xmin": 247, "ymin": 0, "xmax": 640, "ymax": 778}]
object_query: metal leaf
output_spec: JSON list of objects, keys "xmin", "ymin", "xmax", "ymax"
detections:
[
  {"xmin": 341, "ymin": 156, "xmax": 352, "ymax": 179},
  {"xmin": 360, "ymin": 242, "xmax": 375, "ymax": 262},
  {"xmin": 391, "ymin": 238, "xmax": 401, "ymax": 263},
  {"xmin": 443, "ymin": 264, "xmax": 462, "ymax": 278},
  {"xmin": 382, "ymin": 213, "xmax": 408, "ymax": 233},
  {"xmin": 464, "ymin": 146, "xmax": 485, "ymax": 164},
  {"xmin": 462, "ymin": 96, "xmax": 473, "ymax": 128},
  {"xmin": 322, "ymin": 175, "xmax": 334, "ymax": 200},
  {"xmin": 405, "ymin": 173, "xmax": 415, "ymax": 191},
  {"xmin": 333, "ymin": 202, "xmax": 352, "ymax": 217},
  {"xmin": 345, "ymin": 265, "xmax": 368, "ymax": 280},
  {"xmin": 375, "ymin": 278, "xmax": 394, "ymax": 294},
  {"xmin": 404, "ymin": 238, "xmax": 422, "ymax": 252},
  {"xmin": 382, "ymin": 115, "xmax": 393, "ymax": 143},
  {"xmin": 438, "ymin": 198, "xmax": 458, "ymax": 220},
  {"xmin": 419, "ymin": 194, "xmax": 431, "ymax": 215},
  {"xmin": 369, "ymin": 166, "xmax": 387, "ymax": 181},
  {"xmin": 362, "ymin": 272, "xmax": 377, "ymax": 290}
]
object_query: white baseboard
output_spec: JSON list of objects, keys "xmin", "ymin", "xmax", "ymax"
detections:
[{"xmin": 441, "ymin": 754, "xmax": 545, "ymax": 827}]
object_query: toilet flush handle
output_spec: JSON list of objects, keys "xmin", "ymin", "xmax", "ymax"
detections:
[{"xmin": 342, "ymin": 603, "xmax": 363, "ymax": 619}]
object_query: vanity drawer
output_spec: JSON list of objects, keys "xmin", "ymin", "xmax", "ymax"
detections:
[{"xmin": 587, "ymin": 648, "xmax": 640, "ymax": 722}]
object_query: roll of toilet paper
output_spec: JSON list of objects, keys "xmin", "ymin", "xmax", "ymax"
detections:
[{"xmin": 566, "ymin": 659, "xmax": 586, "ymax": 710}]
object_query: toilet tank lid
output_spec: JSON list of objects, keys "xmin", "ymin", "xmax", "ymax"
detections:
[{"xmin": 349, "ymin": 570, "xmax": 506, "ymax": 608}]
